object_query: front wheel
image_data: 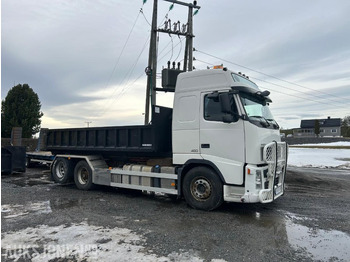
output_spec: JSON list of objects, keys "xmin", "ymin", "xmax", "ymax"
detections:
[
  {"xmin": 74, "ymin": 160, "xmax": 95, "ymax": 190},
  {"xmin": 182, "ymin": 166, "xmax": 223, "ymax": 211}
]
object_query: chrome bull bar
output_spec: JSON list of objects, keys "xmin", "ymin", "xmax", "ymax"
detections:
[{"xmin": 260, "ymin": 141, "xmax": 288, "ymax": 202}]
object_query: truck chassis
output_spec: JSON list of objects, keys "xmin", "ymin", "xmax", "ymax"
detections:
[{"xmin": 48, "ymin": 140, "xmax": 287, "ymax": 211}]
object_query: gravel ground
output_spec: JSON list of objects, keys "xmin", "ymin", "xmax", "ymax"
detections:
[{"xmin": 1, "ymin": 166, "xmax": 350, "ymax": 261}]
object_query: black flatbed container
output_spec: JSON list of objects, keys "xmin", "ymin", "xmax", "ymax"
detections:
[{"xmin": 44, "ymin": 106, "xmax": 172, "ymax": 158}]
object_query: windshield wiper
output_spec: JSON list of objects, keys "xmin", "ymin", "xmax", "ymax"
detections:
[
  {"xmin": 267, "ymin": 119, "xmax": 279, "ymax": 129},
  {"xmin": 249, "ymin": 116, "xmax": 270, "ymax": 127}
]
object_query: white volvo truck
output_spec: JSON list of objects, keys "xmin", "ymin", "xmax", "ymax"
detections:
[{"xmin": 44, "ymin": 67, "xmax": 287, "ymax": 211}]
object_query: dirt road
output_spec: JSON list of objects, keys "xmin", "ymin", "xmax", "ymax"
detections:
[{"xmin": 1, "ymin": 166, "xmax": 350, "ymax": 261}]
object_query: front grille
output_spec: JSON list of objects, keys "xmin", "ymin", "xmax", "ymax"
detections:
[{"xmin": 264, "ymin": 181, "xmax": 269, "ymax": 189}]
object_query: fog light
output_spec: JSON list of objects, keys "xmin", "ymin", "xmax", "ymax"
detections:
[
  {"xmin": 256, "ymin": 170, "xmax": 262, "ymax": 184},
  {"xmin": 256, "ymin": 170, "xmax": 262, "ymax": 189}
]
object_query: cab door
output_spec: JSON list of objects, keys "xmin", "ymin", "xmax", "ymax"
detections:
[{"xmin": 199, "ymin": 92, "xmax": 245, "ymax": 185}]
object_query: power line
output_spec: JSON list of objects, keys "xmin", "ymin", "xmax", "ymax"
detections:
[
  {"xmin": 197, "ymin": 57, "xmax": 341, "ymax": 105},
  {"xmin": 113, "ymin": 73, "xmax": 146, "ymax": 105},
  {"xmin": 158, "ymin": 38, "xmax": 172, "ymax": 57},
  {"xmin": 95, "ymin": 1, "xmax": 150, "ymax": 119},
  {"xmin": 158, "ymin": 35, "xmax": 183, "ymax": 63},
  {"xmin": 194, "ymin": 55, "xmax": 347, "ymax": 109},
  {"xmin": 121, "ymin": 37, "xmax": 151, "ymax": 92},
  {"xmin": 195, "ymin": 58, "xmax": 215, "ymax": 66},
  {"xmin": 102, "ymin": 9, "xmax": 142, "ymax": 95},
  {"xmin": 98, "ymin": 36, "xmax": 150, "ymax": 117},
  {"xmin": 174, "ymin": 36, "xmax": 183, "ymax": 61},
  {"xmin": 195, "ymin": 49, "xmax": 350, "ymax": 105},
  {"xmin": 168, "ymin": 34, "xmax": 174, "ymax": 61},
  {"xmin": 260, "ymin": 85, "xmax": 332, "ymax": 107},
  {"xmin": 251, "ymin": 76, "xmax": 349, "ymax": 106},
  {"xmin": 100, "ymin": 1, "xmax": 151, "ymax": 107},
  {"xmin": 140, "ymin": 8, "xmax": 151, "ymax": 26}
]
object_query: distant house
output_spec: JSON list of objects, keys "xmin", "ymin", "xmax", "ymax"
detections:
[{"xmin": 293, "ymin": 117, "xmax": 342, "ymax": 137}]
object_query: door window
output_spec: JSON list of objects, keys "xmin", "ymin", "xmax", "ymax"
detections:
[{"xmin": 204, "ymin": 94, "xmax": 238, "ymax": 122}]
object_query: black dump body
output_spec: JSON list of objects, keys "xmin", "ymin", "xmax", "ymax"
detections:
[{"xmin": 44, "ymin": 106, "xmax": 172, "ymax": 158}]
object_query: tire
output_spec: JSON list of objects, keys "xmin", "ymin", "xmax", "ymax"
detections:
[
  {"xmin": 74, "ymin": 160, "xmax": 95, "ymax": 190},
  {"xmin": 182, "ymin": 166, "xmax": 223, "ymax": 211},
  {"xmin": 52, "ymin": 158, "xmax": 74, "ymax": 183}
]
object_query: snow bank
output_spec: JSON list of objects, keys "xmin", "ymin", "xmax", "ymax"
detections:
[
  {"xmin": 288, "ymin": 147, "xmax": 350, "ymax": 169},
  {"xmin": 293, "ymin": 141, "xmax": 350, "ymax": 147}
]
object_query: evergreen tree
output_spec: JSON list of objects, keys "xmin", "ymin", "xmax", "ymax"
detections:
[
  {"xmin": 341, "ymin": 116, "xmax": 350, "ymax": 137},
  {"xmin": 1, "ymin": 84, "xmax": 44, "ymax": 138},
  {"xmin": 342, "ymin": 116, "xmax": 350, "ymax": 127},
  {"xmin": 314, "ymin": 120, "xmax": 320, "ymax": 137}
]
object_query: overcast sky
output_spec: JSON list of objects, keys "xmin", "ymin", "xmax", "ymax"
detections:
[{"xmin": 2, "ymin": 0, "xmax": 350, "ymax": 129}]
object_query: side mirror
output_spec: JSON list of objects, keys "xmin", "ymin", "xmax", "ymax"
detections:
[
  {"xmin": 260, "ymin": 90, "xmax": 270, "ymax": 97},
  {"xmin": 219, "ymin": 93, "xmax": 231, "ymax": 114},
  {"xmin": 256, "ymin": 90, "xmax": 272, "ymax": 103}
]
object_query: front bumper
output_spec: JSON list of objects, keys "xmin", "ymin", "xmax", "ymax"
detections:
[{"xmin": 224, "ymin": 141, "xmax": 288, "ymax": 203}]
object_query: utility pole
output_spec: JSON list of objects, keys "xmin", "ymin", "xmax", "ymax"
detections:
[
  {"xmin": 85, "ymin": 121, "xmax": 92, "ymax": 128},
  {"xmin": 144, "ymin": 0, "xmax": 158, "ymax": 125},
  {"xmin": 187, "ymin": 3, "xmax": 194, "ymax": 71},
  {"xmin": 144, "ymin": 0, "xmax": 200, "ymax": 124},
  {"xmin": 183, "ymin": 1, "xmax": 194, "ymax": 71}
]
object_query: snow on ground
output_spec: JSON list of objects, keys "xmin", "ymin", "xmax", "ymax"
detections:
[
  {"xmin": 288, "ymin": 147, "xmax": 350, "ymax": 169},
  {"xmin": 1, "ymin": 221, "xmax": 226, "ymax": 262},
  {"xmin": 292, "ymin": 141, "xmax": 350, "ymax": 147}
]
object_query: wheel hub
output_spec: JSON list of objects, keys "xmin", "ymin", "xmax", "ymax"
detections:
[
  {"xmin": 56, "ymin": 163, "xmax": 65, "ymax": 179},
  {"xmin": 191, "ymin": 178, "xmax": 212, "ymax": 201},
  {"xmin": 78, "ymin": 168, "xmax": 89, "ymax": 184}
]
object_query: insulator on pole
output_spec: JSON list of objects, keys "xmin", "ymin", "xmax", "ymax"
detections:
[
  {"xmin": 173, "ymin": 22, "xmax": 177, "ymax": 32},
  {"xmin": 177, "ymin": 21, "xmax": 181, "ymax": 32},
  {"xmin": 182, "ymin": 23, "xmax": 187, "ymax": 33}
]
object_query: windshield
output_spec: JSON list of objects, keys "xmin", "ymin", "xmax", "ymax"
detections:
[{"xmin": 240, "ymin": 93, "xmax": 278, "ymax": 129}]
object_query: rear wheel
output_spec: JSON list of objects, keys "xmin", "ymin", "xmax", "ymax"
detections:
[
  {"xmin": 183, "ymin": 166, "xmax": 223, "ymax": 211},
  {"xmin": 52, "ymin": 158, "xmax": 73, "ymax": 183},
  {"xmin": 74, "ymin": 160, "xmax": 95, "ymax": 190}
]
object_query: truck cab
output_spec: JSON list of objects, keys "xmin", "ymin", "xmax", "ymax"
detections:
[{"xmin": 172, "ymin": 68, "xmax": 287, "ymax": 208}]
